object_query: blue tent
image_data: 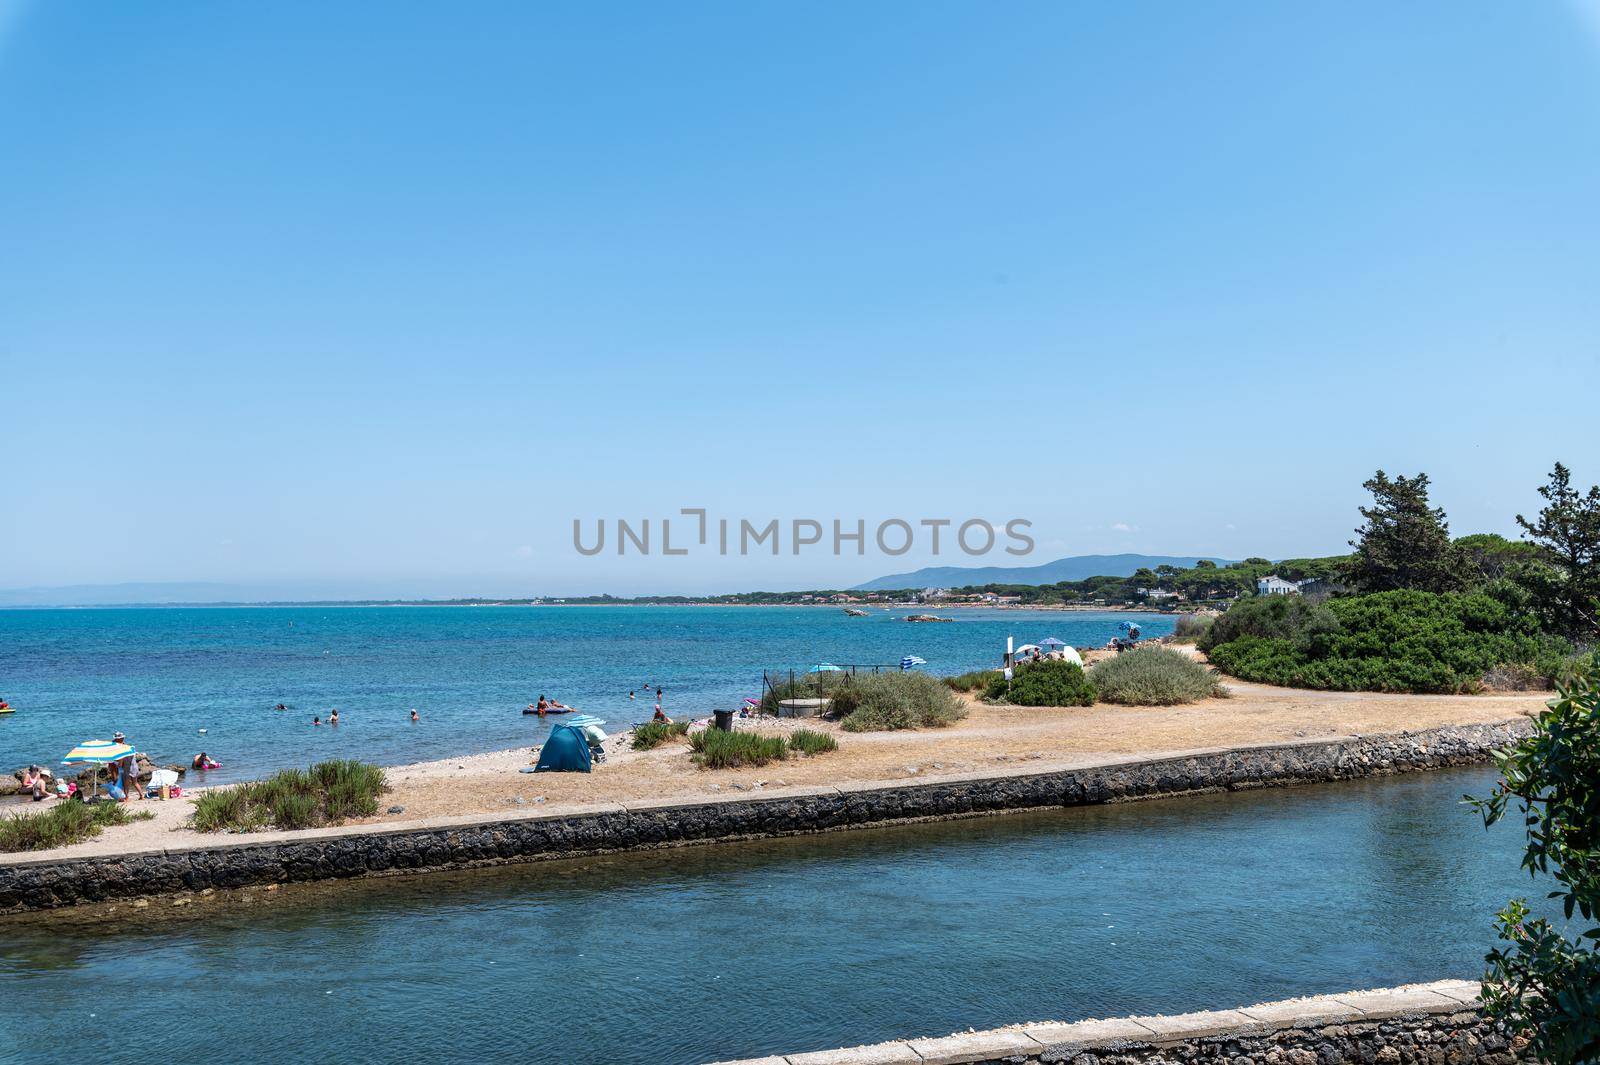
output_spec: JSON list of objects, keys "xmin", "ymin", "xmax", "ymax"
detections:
[{"xmin": 534, "ymin": 724, "xmax": 592, "ymax": 773}]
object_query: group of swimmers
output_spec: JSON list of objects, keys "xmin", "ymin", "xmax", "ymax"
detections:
[{"xmin": 308, "ymin": 708, "xmax": 422, "ymax": 725}]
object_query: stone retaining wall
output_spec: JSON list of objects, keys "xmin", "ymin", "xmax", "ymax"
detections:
[
  {"xmin": 709, "ymin": 981, "xmax": 1526, "ymax": 1065},
  {"xmin": 0, "ymin": 720, "xmax": 1529, "ymax": 914}
]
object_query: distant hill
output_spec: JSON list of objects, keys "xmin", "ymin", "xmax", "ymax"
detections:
[{"xmin": 853, "ymin": 554, "xmax": 1233, "ymax": 591}]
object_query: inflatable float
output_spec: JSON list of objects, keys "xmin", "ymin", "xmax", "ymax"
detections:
[{"xmin": 523, "ymin": 706, "xmax": 575, "ymax": 715}]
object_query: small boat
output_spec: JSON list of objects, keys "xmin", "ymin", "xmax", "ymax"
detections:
[{"xmin": 842, "ymin": 608, "xmax": 869, "ymax": 617}]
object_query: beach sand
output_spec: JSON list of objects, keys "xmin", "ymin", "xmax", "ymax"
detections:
[{"xmin": 1, "ymin": 673, "xmax": 1546, "ymax": 864}]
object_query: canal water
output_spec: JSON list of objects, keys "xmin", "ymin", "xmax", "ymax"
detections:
[{"xmin": 0, "ymin": 768, "xmax": 1543, "ymax": 1065}]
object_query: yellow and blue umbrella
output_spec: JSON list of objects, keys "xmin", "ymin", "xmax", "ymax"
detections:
[{"xmin": 63, "ymin": 739, "xmax": 135, "ymax": 765}]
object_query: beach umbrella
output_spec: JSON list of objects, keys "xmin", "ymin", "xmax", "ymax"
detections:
[
  {"xmin": 1038, "ymin": 638, "xmax": 1067, "ymax": 649},
  {"xmin": 1014, "ymin": 644, "xmax": 1041, "ymax": 657},
  {"xmin": 808, "ymin": 663, "xmax": 843, "ymax": 673},
  {"xmin": 62, "ymin": 739, "xmax": 134, "ymax": 765},
  {"xmin": 900, "ymin": 655, "xmax": 927, "ymax": 671}
]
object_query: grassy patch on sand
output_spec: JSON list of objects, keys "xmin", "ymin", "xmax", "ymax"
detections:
[
  {"xmin": 787, "ymin": 729, "xmax": 838, "ymax": 756},
  {"xmin": 689, "ymin": 729, "xmax": 790, "ymax": 769},
  {"xmin": 191, "ymin": 760, "xmax": 386, "ymax": 832},
  {"xmin": 631, "ymin": 720, "xmax": 690, "ymax": 750},
  {"xmin": 0, "ymin": 801, "xmax": 154, "ymax": 853}
]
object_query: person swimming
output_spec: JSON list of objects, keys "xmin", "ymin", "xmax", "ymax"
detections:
[
  {"xmin": 273, "ymin": 703, "xmax": 287, "ymax": 712},
  {"xmin": 312, "ymin": 716, "xmax": 322, "ymax": 726},
  {"xmin": 409, "ymin": 709, "xmax": 419, "ymax": 722},
  {"xmin": 192, "ymin": 752, "xmax": 219, "ymax": 770},
  {"xmin": 329, "ymin": 709, "xmax": 339, "ymax": 725}
]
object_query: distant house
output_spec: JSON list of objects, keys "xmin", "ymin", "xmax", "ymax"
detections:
[
  {"xmin": 1142, "ymin": 588, "xmax": 1181, "ymax": 601},
  {"xmin": 1257, "ymin": 575, "xmax": 1300, "ymax": 596},
  {"xmin": 923, "ymin": 588, "xmax": 950, "ymax": 600}
]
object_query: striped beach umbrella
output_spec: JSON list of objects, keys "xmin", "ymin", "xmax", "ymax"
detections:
[{"xmin": 63, "ymin": 739, "xmax": 135, "ymax": 764}]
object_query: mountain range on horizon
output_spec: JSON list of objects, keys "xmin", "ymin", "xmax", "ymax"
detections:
[
  {"xmin": 851, "ymin": 553, "xmax": 1234, "ymax": 591},
  {"xmin": 1, "ymin": 554, "xmax": 1235, "ymax": 606}
]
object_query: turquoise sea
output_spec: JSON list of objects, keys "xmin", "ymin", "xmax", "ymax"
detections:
[{"xmin": 0, "ymin": 605, "xmax": 1171, "ymax": 780}]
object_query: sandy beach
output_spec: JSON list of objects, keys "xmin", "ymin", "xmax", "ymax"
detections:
[{"xmin": 2, "ymin": 671, "xmax": 1546, "ymax": 864}]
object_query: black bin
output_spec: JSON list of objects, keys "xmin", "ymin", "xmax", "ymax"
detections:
[{"xmin": 712, "ymin": 709, "xmax": 734, "ymax": 731}]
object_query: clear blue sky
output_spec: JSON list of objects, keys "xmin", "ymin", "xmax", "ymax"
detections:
[{"xmin": 3, "ymin": 1, "xmax": 1598, "ymax": 597}]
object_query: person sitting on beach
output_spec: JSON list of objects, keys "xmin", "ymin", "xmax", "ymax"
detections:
[
  {"xmin": 22, "ymin": 765, "xmax": 48, "ymax": 802},
  {"xmin": 410, "ymin": 709, "xmax": 419, "ymax": 722},
  {"xmin": 652, "ymin": 704, "xmax": 669, "ymax": 724}
]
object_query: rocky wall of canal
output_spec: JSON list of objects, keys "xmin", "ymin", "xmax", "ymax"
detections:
[
  {"xmin": 0, "ymin": 719, "xmax": 1530, "ymax": 914},
  {"xmin": 711, "ymin": 980, "xmax": 1526, "ymax": 1065}
]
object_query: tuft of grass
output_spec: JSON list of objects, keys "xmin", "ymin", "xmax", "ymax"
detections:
[
  {"xmin": 631, "ymin": 720, "xmax": 690, "ymax": 750},
  {"xmin": 191, "ymin": 759, "xmax": 387, "ymax": 833},
  {"xmin": 688, "ymin": 728, "xmax": 790, "ymax": 769},
  {"xmin": 0, "ymin": 801, "xmax": 154, "ymax": 853},
  {"xmin": 1170, "ymin": 613, "xmax": 1215, "ymax": 644},
  {"xmin": 787, "ymin": 729, "xmax": 838, "ymax": 755},
  {"xmin": 943, "ymin": 670, "xmax": 998, "ymax": 693},
  {"xmin": 839, "ymin": 672, "xmax": 966, "ymax": 732},
  {"xmin": 1090, "ymin": 646, "xmax": 1228, "ymax": 705}
]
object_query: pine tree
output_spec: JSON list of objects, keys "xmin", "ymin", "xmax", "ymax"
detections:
[
  {"xmin": 1515, "ymin": 462, "xmax": 1600, "ymax": 640},
  {"xmin": 1345, "ymin": 470, "xmax": 1465, "ymax": 593}
]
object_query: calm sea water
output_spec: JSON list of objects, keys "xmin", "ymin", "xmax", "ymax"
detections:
[
  {"xmin": 0, "ymin": 605, "xmax": 1170, "ymax": 779},
  {"xmin": 0, "ymin": 768, "xmax": 1545, "ymax": 1065}
]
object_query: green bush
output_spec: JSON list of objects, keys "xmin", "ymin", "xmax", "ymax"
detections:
[
  {"xmin": 838, "ymin": 672, "xmax": 966, "ymax": 732},
  {"xmin": 943, "ymin": 670, "xmax": 998, "ymax": 692},
  {"xmin": 631, "ymin": 720, "xmax": 690, "ymax": 750},
  {"xmin": 191, "ymin": 759, "xmax": 387, "ymax": 832},
  {"xmin": 1205, "ymin": 590, "xmax": 1572, "ymax": 694},
  {"xmin": 788, "ymin": 729, "xmax": 838, "ymax": 755},
  {"xmin": 993, "ymin": 659, "xmax": 1098, "ymax": 707},
  {"xmin": 1170, "ymin": 614, "xmax": 1215, "ymax": 644},
  {"xmin": 1197, "ymin": 594, "xmax": 1339, "ymax": 654},
  {"xmin": 0, "ymin": 801, "xmax": 153, "ymax": 853},
  {"xmin": 689, "ymin": 728, "xmax": 790, "ymax": 769},
  {"xmin": 1090, "ymin": 646, "xmax": 1227, "ymax": 705}
]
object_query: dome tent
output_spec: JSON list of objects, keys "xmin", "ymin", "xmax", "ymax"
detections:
[{"xmin": 534, "ymin": 723, "xmax": 592, "ymax": 773}]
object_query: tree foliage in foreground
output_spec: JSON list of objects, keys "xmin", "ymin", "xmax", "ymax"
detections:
[{"xmin": 1470, "ymin": 662, "xmax": 1600, "ymax": 1064}]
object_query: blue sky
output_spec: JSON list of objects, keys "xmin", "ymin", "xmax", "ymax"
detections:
[{"xmin": 3, "ymin": 1, "xmax": 1599, "ymax": 597}]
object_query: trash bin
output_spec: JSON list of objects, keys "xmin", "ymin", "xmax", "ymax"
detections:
[{"xmin": 712, "ymin": 709, "xmax": 734, "ymax": 731}]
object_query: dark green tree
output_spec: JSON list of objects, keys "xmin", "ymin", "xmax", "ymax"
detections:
[
  {"xmin": 1345, "ymin": 470, "xmax": 1465, "ymax": 593},
  {"xmin": 1470, "ymin": 661, "xmax": 1600, "ymax": 1064},
  {"xmin": 1516, "ymin": 462, "xmax": 1600, "ymax": 641}
]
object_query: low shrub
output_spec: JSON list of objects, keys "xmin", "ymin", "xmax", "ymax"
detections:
[
  {"xmin": 1090, "ymin": 646, "xmax": 1227, "ymax": 705},
  {"xmin": 838, "ymin": 672, "xmax": 966, "ymax": 732},
  {"xmin": 1170, "ymin": 614, "xmax": 1215, "ymax": 644},
  {"xmin": 788, "ymin": 729, "xmax": 838, "ymax": 755},
  {"xmin": 191, "ymin": 759, "xmax": 387, "ymax": 832},
  {"xmin": 0, "ymin": 801, "xmax": 153, "ymax": 853},
  {"xmin": 1204, "ymin": 590, "xmax": 1572, "ymax": 694},
  {"xmin": 631, "ymin": 720, "xmax": 690, "ymax": 750},
  {"xmin": 689, "ymin": 728, "xmax": 790, "ymax": 769},
  {"xmin": 943, "ymin": 670, "xmax": 998, "ymax": 693},
  {"xmin": 991, "ymin": 659, "xmax": 1097, "ymax": 707}
]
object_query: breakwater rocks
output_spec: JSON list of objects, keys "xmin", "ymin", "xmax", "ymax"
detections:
[
  {"xmin": 710, "ymin": 980, "xmax": 1527, "ymax": 1065},
  {"xmin": 0, "ymin": 719, "xmax": 1530, "ymax": 914}
]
